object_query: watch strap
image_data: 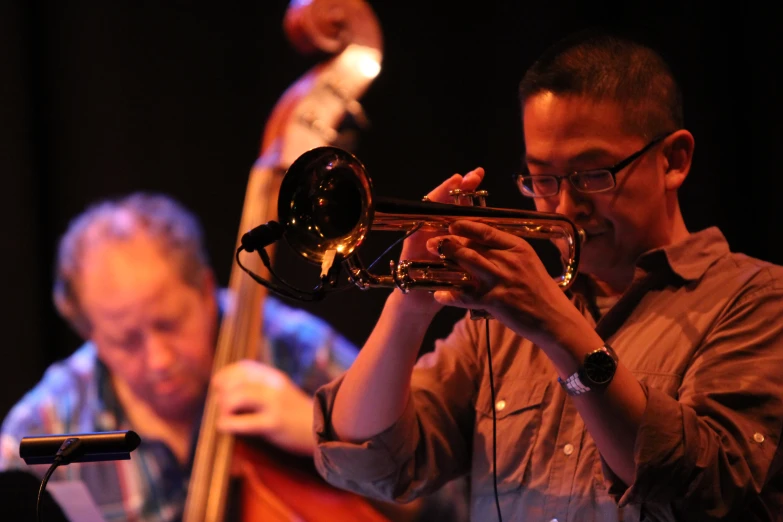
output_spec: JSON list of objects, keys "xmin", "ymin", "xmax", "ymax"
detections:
[
  {"xmin": 558, "ymin": 344, "xmax": 617, "ymax": 396},
  {"xmin": 557, "ymin": 372, "xmax": 591, "ymax": 396}
]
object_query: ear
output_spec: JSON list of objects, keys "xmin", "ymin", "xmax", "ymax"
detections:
[
  {"xmin": 662, "ymin": 129, "xmax": 695, "ymax": 191},
  {"xmin": 52, "ymin": 281, "xmax": 92, "ymax": 340}
]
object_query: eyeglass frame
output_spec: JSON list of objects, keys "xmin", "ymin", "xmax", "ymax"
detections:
[{"xmin": 513, "ymin": 132, "xmax": 674, "ymax": 198}]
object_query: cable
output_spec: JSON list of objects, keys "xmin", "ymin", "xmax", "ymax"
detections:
[
  {"xmin": 255, "ymin": 247, "xmax": 316, "ymax": 297},
  {"xmin": 36, "ymin": 462, "xmax": 58, "ymax": 522},
  {"xmin": 235, "ymin": 248, "xmax": 325, "ymax": 302},
  {"xmin": 485, "ymin": 318, "xmax": 502, "ymax": 522},
  {"xmin": 37, "ymin": 437, "xmax": 82, "ymax": 522},
  {"xmin": 366, "ymin": 222, "xmax": 423, "ymax": 270}
]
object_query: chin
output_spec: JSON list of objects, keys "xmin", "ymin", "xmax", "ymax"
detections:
[
  {"xmin": 148, "ymin": 387, "xmax": 204, "ymax": 419},
  {"xmin": 577, "ymin": 251, "xmax": 604, "ymax": 276},
  {"xmin": 579, "ymin": 234, "xmax": 617, "ymax": 270},
  {"xmin": 577, "ymin": 256, "xmax": 620, "ymax": 284},
  {"xmin": 154, "ymin": 397, "xmax": 202, "ymax": 420}
]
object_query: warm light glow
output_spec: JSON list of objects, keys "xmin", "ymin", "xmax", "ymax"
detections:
[
  {"xmin": 342, "ymin": 45, "xmax": 382, "ymax": 80},
  {"xmin": 356, "ymin": 54, "xmax": 381, "ymax": 79}
]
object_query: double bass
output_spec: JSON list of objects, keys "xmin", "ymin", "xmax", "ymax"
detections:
[{"xmin": 182, "ymin": 1, "xmax": 399, "ymax": 521}]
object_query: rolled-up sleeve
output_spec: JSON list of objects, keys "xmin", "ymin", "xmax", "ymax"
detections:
[
  {"xmin": 602, "ymin": 278, "xmax": 783, "ymax": 519},
  {"xmin": 313, "ymin": 315, "xmax": 481, "ymax": 503},
  {"xmin": 312, "ymin": 374, "xmax": 421, "ymax": 500}
]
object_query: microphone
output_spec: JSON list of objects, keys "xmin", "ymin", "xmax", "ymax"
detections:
[
  {"xmin": 20, "ymin": 431, "xmax": 141, "ymax": 465},
  {"xmin": 240, "ymin": 221, "xmax": 284, "ymax": 253}
]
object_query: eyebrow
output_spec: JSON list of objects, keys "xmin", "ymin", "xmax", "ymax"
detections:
[
  {"xmin": 525, "ymin": 147, "xmax": 617, "ymax": 169},
  {"xmin": 104, "ymin": 330, "xmax": 136, "ymax": 343}
]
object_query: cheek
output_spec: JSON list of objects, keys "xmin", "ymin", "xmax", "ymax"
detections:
[
  {"xmin": 176, "ymin": 324, "xmax": 214, "ymax": 374},
  {"xmin": 172, "ymin": 296, "xmax": 216, "ymax": 375},
  {"xmin": 592, "ymin": 193, "xmax": 649, "ymax": 243},
  {"xmin": 533, "ymin": 198, "xmax": 557, "ymax": 213},
  {"xmin": 602, "ymin": 169, "xmax": 664, "ymax": 228}
]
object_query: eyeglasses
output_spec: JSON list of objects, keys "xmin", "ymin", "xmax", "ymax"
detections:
[{"xmin": 513, "ymin": 133, "xmax": 671, "ymax": 198}]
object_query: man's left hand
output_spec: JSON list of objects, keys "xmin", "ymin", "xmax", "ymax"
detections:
[{"xmin": 425, "ymin": 220, "xmax": 593, "ymax": 355}]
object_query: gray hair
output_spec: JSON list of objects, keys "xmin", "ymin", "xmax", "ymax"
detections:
[{"xmin": 53, "ymin": 192, "xmax": 211, "ymax": 337}]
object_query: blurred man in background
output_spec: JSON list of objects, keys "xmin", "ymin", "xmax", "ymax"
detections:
[{"xmin": 0, "ymin": 192, "xmax": 469, "ymax": 522}]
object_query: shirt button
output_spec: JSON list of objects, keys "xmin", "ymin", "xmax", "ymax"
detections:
[
  {"xmin": 495, "ymin": 399, "xmax": 506, "ymax": 411},
  {"xmin": 563, "ymin": 443, "xmax": 574, "ymax": 456},
  {"xmin": 754, "ymin": 432, "xmax": 765, "ymax": 443}
]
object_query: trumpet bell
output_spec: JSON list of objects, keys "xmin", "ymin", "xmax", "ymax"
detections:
[{"xmin": 277, "ymin": 146, "xmax": 374, "ymax": 264}]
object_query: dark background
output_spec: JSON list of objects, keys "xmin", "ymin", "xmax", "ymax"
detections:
[{"xmin": 0, "ymin": 1, "xmax": 776, "ymax": 420}]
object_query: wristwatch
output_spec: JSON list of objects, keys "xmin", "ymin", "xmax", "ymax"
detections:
[{"xmin": 558, "ymin": 344, "xmax": 618, "ymax": 396}]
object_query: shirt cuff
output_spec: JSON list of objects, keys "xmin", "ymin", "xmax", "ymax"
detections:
[
  {"xmin": 312, "ymin": 374, "xmax": 420, "ymax": 499},
  {"xmin": 600, "ymin": 383, "xmax": 688, "ymax": 506}
]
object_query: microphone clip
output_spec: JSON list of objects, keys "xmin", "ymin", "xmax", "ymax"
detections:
[{"xmin": 240, "ymin": 221, "xmax": 283, "ymax": 253}]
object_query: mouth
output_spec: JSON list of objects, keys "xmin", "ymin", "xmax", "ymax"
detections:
[
  {"xmin": 580, "ymin": 229, "xmax": 611, "ymax": 247},
  {"xmin": 151, "ymin": 376, "xmax": 184, "ymax": 395},
  {"xmin": 581, "ymin": 229, "xmax": 603, "ymax": 239}
]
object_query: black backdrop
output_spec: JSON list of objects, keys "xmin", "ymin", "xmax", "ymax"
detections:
[{"xmin": 0, "ymin": 1, "xmax": 776, "ymax": 420}]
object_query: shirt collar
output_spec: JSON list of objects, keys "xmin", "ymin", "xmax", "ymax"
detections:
[
  {"xmin": 568, "ymin": 226, "xmax": 730, "ymax": 320},
  {"xmin": 636, "ymin": 226, "xmax": 730, "ymax": 282}
]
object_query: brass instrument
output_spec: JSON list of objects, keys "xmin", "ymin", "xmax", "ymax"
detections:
[{"xmin": 276, "ymin": 146, "xmax": 585, "ymax": 293}]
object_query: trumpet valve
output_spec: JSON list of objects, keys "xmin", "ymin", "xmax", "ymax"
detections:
[
  {"xmin": 391, "ymin": 259, "xmax": 473, "ymax": 293},
  {"xmin": 448, "ymin": 189, "xmax": 489, "ymax": 207}
]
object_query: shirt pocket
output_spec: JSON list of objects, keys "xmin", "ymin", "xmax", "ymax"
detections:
[{"xmin": 471, "ymin": 378, "xmax": 549, "ymax": 495}]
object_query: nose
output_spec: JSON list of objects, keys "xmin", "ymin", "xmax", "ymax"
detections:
[
  {"xmin": 557, "ymin": 182, "xmax": 592, "ymax": 220},
  {"xmin": 145, "ymin": 332, "xmax": 177, "ymax": 374}
]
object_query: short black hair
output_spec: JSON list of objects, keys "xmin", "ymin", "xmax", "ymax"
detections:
[{"xmin": 519, "ymin": 28, "xmax": 683, "ymax": 138}]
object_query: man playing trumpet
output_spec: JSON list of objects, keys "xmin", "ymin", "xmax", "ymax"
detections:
[{"xmin": 310, "ymin": 30, "xmax": 783, "ymax": 520}]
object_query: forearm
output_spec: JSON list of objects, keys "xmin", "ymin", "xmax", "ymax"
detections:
[
  {"xmin": 546, "ymin": 323, "xmax": 647, "ymax": 486},
  {"xmin": 331, "ymin": 291, "xmax": 435, "ymax": 442},
  {"xmin": 572, "ymin": 363, "xmax": 647, "ymax": 485}
]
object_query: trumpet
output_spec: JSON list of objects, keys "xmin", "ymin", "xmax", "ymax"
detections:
[{"xmin": 272, "ymin": 146, "xmax": 585, "ymax": 294}]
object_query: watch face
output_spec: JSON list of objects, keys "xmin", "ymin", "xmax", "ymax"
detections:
[{"xmin": 584, "ymin": 351, "xmax": 617, "ymax": 385}]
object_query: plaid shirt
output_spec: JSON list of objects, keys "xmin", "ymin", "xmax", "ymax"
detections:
[{"xmin": 0, "ymin": 294, "xmax": 358, "ymax": 522}]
